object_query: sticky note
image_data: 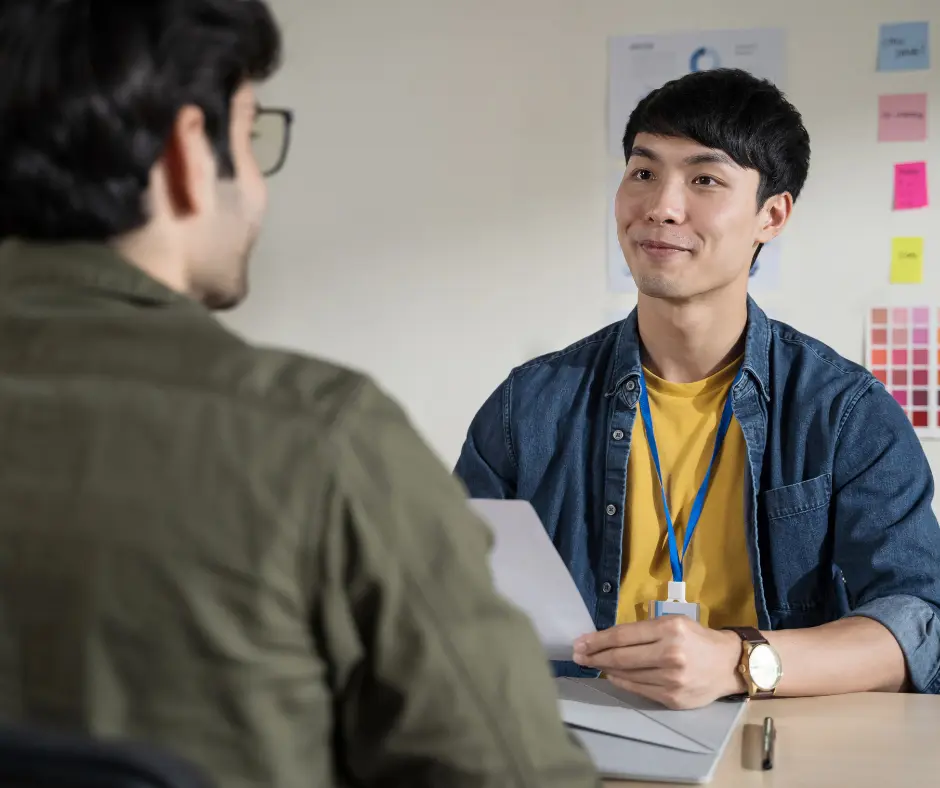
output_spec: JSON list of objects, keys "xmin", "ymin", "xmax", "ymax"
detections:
[
  {"xmin": 890, "ymin": 237, "xmax": 924, "ymax": 284},
  {"xmin": 894, "ymin": 162, "xmax": 929, "ymax": 210},
  {"xmin": 878, "ymin": 22, "xmax": 930, "ymax": 71},
  {"xmin": 879, "ymin": 94, "xmax": 927, "ymax": 142}
]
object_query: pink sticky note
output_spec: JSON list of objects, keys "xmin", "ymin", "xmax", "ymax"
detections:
[
  {"xmin": 894, "ymin": 162, "xmax": 928, "ymax": 210},
  {"xmin": 879, "ymin": 93, "xmax": 927, "ymax": 142}
]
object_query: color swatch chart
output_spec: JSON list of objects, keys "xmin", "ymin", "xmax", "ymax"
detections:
[{"xmin": 866, "ymin": 306, "xmax": 939, "ymax": 436}]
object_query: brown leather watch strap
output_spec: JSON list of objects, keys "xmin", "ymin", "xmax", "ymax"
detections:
[{"xmin": 725, "ymin": 626, "xmax": 768, "ymax": 645}]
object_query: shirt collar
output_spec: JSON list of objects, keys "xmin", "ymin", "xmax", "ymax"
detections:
[
  {"xmin": 0, "ymin": 239, "xmax": 205, "ymax": 312},
  {"xmin": 605, "ymin": 295, "xmax": 771, "ymax": 402}
]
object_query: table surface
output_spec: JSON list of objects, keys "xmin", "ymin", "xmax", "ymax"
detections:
[{"xmin": 602, "ymin": 692, "xmax": 940, "ymax": 788}]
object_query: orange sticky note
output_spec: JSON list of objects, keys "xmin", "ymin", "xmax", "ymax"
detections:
[{"xmin": 894, "ymin": 162, "xmax": 928, "ymax": 210}]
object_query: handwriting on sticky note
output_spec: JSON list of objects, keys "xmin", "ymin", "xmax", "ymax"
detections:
[
  {"xmin": 894, "ymin": 162, "xmax": 929, "ymax": 210},
  {"xmin": 891, "ymin": 238, "xmax": 924, "ymax": 284},
  {"xmin": 878, "ymin": 22, "xmax": 930, "ymax": 71},
  {"xmin": 879, "ymin": 94, "xmax": 927, "ymax": 142}
]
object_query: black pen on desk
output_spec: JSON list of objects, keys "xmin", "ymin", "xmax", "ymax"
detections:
[{"xmin": 762, "ymin": 717, "xmax": 776, "ymax": 770}]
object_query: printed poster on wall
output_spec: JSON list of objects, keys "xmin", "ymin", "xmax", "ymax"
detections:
[{"xmin": 607, "ymin": 27, "xmax": 787, "ymax": 159}]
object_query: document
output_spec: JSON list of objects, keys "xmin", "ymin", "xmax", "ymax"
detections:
[
  {"xmin": 469, "ymin": 499, "xmax": 595, "ymax": 661},
  {"xmin": 557, "ymin": 678, "xmax": 746, "ymax": 783}
]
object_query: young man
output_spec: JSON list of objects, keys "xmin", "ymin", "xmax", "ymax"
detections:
[
  {"xmin": 0, "ymin": 2, "xmax": 599, "ymax": 786},
  {"xmin": 456, "ymin": 68, "xmax": 940, "ymax": 709}
]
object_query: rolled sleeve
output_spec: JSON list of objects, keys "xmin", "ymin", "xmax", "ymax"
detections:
[
  {"xmin": 834, "ymin": 382, "xmax": 940, "ymax": 693},
  {"xmin": 847, "ymin": 595, "xmax": 940, "ymax": 693}
]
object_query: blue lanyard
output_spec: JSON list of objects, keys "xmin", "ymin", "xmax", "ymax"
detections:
[{"xmin": 636, "ymin": 371, "xmax": 739, "ymax": 584}]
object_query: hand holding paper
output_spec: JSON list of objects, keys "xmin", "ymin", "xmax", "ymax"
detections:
[{"xmin": 573, "ymin": 615, "xmax": 744, "ymax": 710}]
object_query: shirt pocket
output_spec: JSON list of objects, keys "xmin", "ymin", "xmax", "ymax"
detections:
[{"xmin": 760, "ymin": 473, "xmax": 833, "ymax": 611}]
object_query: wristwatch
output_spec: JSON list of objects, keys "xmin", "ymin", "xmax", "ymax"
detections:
[{"xmin": 724, "ymin": 626, "xmax": 782, "ymax": 700}]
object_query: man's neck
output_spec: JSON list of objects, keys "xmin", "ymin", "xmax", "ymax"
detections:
[
  {"xmin": 637, "ymin": 291, "xmax": 748, "ymax": 383},
  {"xmin": 111, "ymin": 231, "xmax": 189, "ymax": 296}
]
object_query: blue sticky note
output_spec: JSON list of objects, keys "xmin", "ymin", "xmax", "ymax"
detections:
[{"xmin": 878, "ymin": 22, "xmax": 930, "ymax": 71}]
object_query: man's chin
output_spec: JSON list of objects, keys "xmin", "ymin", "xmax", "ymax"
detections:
[
  {"xmin": 201, "ymin": 272, "xmax": 248, "ymax": 311},
  {"xmin": 203, "ymin": 285, "xmax": 247, "ymax": 311},
  {"xmin": 633, "ymin": 274, "xmax": 690, "ymax": 300}
]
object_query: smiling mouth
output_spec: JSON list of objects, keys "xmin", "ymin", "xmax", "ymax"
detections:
[{"xmin": 638, "ymin": 240, "xmax": 690, "ymax": 252}]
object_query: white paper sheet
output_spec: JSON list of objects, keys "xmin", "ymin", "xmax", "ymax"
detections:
[{"xmin": 469, "ymin": 499, "xmax": 596, "ymax": 661}]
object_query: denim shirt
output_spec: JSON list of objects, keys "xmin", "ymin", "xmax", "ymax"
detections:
[{"xmin": 455, "ymin": 297, "xmax": 940, "ymax": 693}]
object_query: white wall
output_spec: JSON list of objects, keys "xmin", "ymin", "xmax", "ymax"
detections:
[{"xmin": 225, "ymin": 0, "xmax": 940, "ymax": 477}]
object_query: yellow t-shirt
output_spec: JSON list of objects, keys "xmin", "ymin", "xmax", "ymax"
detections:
[{"xmin": 616, "ymin": 357, "xmax": 758, "ymax": 629}]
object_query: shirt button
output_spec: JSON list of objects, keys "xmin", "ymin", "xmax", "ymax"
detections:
[
  {"xmin": 606, "ymin": 504, "xmax": 617, "ymax": 516},
  {"xmin": 602, "ymin": 582, "xmax": 612, "ymax": 594},
  {"xmin": 624, "ymin": 380, "xmax": 636, "ymax": 391},
  {"xmin": 612, "ymin": 429, "xmax": 624, "ymax": 440}
]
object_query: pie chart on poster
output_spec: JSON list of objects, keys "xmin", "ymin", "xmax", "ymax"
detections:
[{"xmin": 690, "ymin": 46, "xmax": 721, "ymax": 72}]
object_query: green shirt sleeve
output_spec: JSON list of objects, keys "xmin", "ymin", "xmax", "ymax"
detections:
[{"xmin": 310, "ymin": 379, "xmax": 599, "ymax": 788}]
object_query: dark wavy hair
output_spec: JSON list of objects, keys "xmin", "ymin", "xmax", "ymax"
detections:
[{"xmin": 0, "ymin": 0, "xmax": 282, "ymax": 242}]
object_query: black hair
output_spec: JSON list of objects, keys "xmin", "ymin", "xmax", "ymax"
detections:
[
  {"xmin": 622, "ymin": 68, "xmax": 811, "ymax": 209},
  {"xmin": 0, "ymin": 0, "xmax": 282, "ymax": 242}
]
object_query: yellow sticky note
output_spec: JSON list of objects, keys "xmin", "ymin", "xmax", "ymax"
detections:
[{"xmin": 891, "ymin": 237, "xmax": 924, "ymax": 284}]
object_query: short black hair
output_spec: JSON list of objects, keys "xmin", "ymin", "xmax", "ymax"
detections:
[
  {"xmin": 0, "ymin": 0, "xmax": 282, "ymax": 243},
  {"xmin": 622, "ymin": 68, "xmax": 810, "ymax": 207}
]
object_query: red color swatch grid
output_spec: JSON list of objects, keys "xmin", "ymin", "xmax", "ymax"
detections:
[{"xmin": 866, "ymin": 306, "xmax": 936, "ymax": 435}]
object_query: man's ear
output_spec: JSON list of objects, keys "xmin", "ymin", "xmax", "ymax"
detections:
[
  {"xmin": 755, "ymin": 192, "xmax": 793, "ymax": 245},
  {"xmin": 160, "ymin": 105, "xmax": 216, "ymax": 218}
]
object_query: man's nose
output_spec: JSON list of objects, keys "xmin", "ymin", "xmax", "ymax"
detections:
[{"xmin": 645, "ymin": 180, "xmax": 686, "ymax": 225}]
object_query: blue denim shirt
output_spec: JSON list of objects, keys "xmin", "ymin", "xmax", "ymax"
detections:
[{"xmin": 455, "ymin": 297, "xmax": 940, "ymax": 693}]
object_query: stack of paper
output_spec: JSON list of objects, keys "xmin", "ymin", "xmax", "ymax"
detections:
[{"xmin": 558, "ymin": 678, "xmax": 746, "ymax": 783}]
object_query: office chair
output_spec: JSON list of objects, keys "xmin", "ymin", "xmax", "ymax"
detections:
[{"xmin": 0, "ymin": 722, "xmax": 215, "ymax": 788}]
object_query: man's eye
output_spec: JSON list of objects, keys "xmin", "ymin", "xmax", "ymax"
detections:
[
  {"xmin": 631, "ymin": 169, "xmax": 653, "ymax": 181},
  {"xmin": 693, "ymin": 175, "xmax": 718, "ymax": 186}
]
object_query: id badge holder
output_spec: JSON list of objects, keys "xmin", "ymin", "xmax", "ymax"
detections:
[{"xmin": 647, "ymin": 581, "xmax": 700, "ymax": 623}]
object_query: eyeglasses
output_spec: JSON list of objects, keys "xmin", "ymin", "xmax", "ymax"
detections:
[{"xmin": 251, "ymin": 106, "xmax": 294, "ymax": 177}]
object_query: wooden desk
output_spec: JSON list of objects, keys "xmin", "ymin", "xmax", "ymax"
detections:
[{"xmin": 604, "ymin": 693, "xmax": 940, "ymax": 787}]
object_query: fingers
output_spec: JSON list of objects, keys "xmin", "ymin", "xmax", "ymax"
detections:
[
  {"xmin": 574, "ymin": 616, "xmax": 680, "ymax": 657},
  {"xmin": 606, "ymin": 673, "xmax": 702, "ymax": 711},
  {"xmin": 572, "ymin": 641, "xmax": 663, "ymax": 671},
  {"xmin": 604, "ymin": 667, "xmax": 670, "ymax": 687},
  {"xmin": 605, "ymin": 674, "xmax": 678, "ymax": 708},
  {"xmin": 574, "ymin": 616, "xmax": 693, "ymax": 662}
]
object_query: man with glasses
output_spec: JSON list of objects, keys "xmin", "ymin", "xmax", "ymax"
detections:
[{"xmin": 0, "ymin": 2, "xmax": 599, "ymax": 787}]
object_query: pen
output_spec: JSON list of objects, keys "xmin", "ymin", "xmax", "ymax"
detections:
[{"xmin": 761, "ymin": 717, "xmax": 775, "ymax": 770}]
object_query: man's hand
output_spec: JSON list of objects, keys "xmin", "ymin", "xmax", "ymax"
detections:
[{"xmin": 572, "ymin": 616, "xmax": 745, "ymax": 709}]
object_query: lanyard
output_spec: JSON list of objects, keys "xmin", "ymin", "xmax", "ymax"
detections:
[{"xmin": 636, "ymin": 371, "xmax": 739, "ymax": 584}]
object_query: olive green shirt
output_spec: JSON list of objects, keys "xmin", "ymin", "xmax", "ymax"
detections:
[{"xmin": 0, "ymin": 241, "xmax": 599, "ymax": 788}]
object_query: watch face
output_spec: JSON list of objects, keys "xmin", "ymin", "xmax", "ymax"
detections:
[{"xmin": 748, "ymin": 643, "xmax": 782, "ymax": 690}]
